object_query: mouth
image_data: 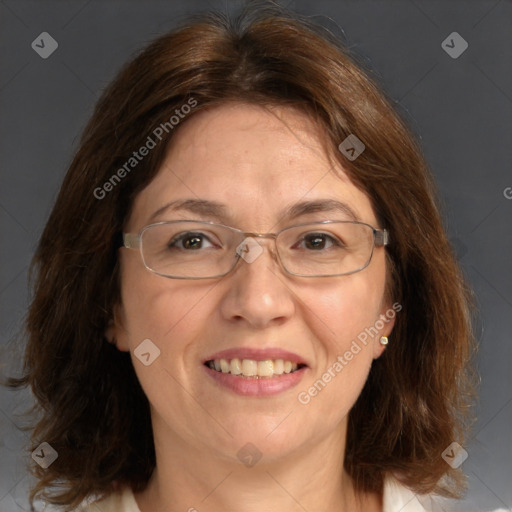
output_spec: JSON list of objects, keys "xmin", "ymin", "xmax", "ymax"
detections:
[
  {"xmin": 204, "ymin": 358, "xmax": 307, "ymax": 378},
  {"xmin": 202, "ymin": 349, "xmax": 309, "ymax": 396}
]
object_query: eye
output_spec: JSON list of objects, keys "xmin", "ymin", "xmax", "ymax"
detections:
[
  {"xmin": 296, "ymin": 232, "xmax": 343, "ymax": 251},
  {"xmin": 168, "ymin": 231, "xmax": 217, "ymax": 250}
]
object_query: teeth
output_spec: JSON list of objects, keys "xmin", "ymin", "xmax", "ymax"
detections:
[
  {"xmin": 273, "ymin": 359, "xmax": 284, "ymax": 375},
  {"xmin": 230, "ymin": 358, "xmax": 242, "ymax": 375},
  {"xmin": 258, "ymin": 360, "xmax": 274, "ymax": 377},
  {"xmin": 242, "ymin": 359, "xmax": 258, "ymax": 376},
  {"xmin": 207, "ymin": 358, "xmax": 301, "ymax": 378}
]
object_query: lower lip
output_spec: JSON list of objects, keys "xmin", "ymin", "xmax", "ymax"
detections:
[{"xmin": 203, "ymin": 365, "xmax": 307, "ymax": 397}]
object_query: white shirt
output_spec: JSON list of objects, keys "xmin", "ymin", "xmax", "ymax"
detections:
[{"xmin": 76, "ymin": 475, "xmax": 507, "ymax": 511}]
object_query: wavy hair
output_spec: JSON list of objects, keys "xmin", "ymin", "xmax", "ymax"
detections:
[{"xmin": 7, "ymin": 3, "xmax": 476, "ymax": 508}]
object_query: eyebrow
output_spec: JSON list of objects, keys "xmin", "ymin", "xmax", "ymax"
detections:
[{"xmin": 149, "ymin": 198, "xmax": 360, "ymax": 224}]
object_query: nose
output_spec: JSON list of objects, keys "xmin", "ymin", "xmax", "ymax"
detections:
[{"xmin": 218, "ymin": 237, "xmax": 296, "ymax": 329}]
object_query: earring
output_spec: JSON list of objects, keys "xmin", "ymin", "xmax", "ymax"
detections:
[{"xmin": 380, "ymin": 336, "xmax": 388, "ymax": 346}]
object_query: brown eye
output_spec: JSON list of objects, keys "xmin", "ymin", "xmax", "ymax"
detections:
[
  {"xmin": 298, "ymin": 233, "xmax": 341, "ymax": 251},
  {"xmin": 304, "ymin": 234, "xmax": 329, "ymax": 250},
  {"xmin": 168, "ymin": 232, "xmax": 213, "ymax": 250}
]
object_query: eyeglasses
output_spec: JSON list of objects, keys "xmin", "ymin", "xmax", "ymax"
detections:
[{"xmin": 122, "ymin": 220, "xmax": 389, "ymax": 279}]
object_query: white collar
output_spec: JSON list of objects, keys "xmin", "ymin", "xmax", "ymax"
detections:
[{"xmin": 383, "ymin": 476, "xmax": 429, "ymax": 511}]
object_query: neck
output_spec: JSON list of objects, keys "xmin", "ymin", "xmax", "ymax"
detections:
[{"xmin": 134, "ymin": 414, "xmax": 381, "ymax": 512}]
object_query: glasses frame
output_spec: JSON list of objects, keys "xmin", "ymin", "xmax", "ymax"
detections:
[{"xmin": 122, "ymin": 219, "xmax": 389, "ymax": 279}]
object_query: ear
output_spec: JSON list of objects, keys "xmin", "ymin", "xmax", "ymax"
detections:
[
  {"xmin": 105, "ymin": 303, "xmax": 130, "ymax": 352},
  {"xmin": 372, "ymin": 302, "xmax": 398, "ymax": 360}
]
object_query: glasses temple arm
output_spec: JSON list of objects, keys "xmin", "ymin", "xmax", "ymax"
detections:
[
  {"xmin": 122, "ymin": 233, "xmax": 140, "ymax": 249},
  {"xmin": 374, "ymin": 229, "xmax": 389, "ymax": 247}
]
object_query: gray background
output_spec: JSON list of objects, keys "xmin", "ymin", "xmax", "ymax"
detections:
[{"xmin": 0, "ymin": 0, "xmax": 511, "ymax": 510}]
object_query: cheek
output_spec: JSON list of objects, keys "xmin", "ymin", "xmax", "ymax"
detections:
[
  {"xmin": 118, "ymin": 265, "xmax": 214, "ymax": 370},
  {"xmin": 296, "ymin": 261, "xmax": 387, "ymax": 420},
  {"xmin": 117, "ymin": 270, "xmax": 218, "ymax": 435},
  {"xmin": 308, "ymin": 269, "xmax": 386, "ymax": 352}
]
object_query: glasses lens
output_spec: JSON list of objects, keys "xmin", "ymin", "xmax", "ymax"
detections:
[
  {"xmin": 140, "ymin": 222, "xmax": 239, "ymax": 278},
  {"xmin": 139, "ymin": 221, "xmax": 376, "ymax": 278},
  {"xmin": 277, "ymin": 222, "xmax": 375, "ymax": 276}
]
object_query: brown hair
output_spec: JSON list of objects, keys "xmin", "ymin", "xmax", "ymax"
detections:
[{"xmin": 8, "ymin": 3, "xmax": 476, "ymax": 508}]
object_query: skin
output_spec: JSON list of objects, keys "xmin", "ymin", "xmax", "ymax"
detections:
[{"xmin": 108, "ymin": 103, "xmax": 395, "ymax": 512}]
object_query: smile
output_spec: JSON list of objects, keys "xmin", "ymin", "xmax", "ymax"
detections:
[{"xmin": 205, "ymin": 358, "xmax": 306, "ymax": 378}]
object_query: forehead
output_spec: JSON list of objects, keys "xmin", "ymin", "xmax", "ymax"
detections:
[{"xmin": 128, "ymin": 103, "xmax": 376, "ymax": 231}]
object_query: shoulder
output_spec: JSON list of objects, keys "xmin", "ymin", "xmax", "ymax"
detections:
[
  {"xmin": 382, "ymin": 475, "xmax": 430, "ymax": 512},
  {"xmin": 73, "ymin": 486, "xmax": 141, "ymax": 512},
  {"xmin": 382, "ymin": 476, "xmax": 508, "ymax": 512},
  {"xmin": 72, "ymin": 480, "xmax": 508, "ymax": 512}
]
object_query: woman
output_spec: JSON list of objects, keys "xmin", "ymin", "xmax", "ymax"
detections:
[{"xmin": 10, "ymin": 4, "xmax": 481, "ymax": 511}]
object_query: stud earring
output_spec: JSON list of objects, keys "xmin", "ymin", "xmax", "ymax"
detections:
[{"xmin": 380, "ymin": 336, "xmax": 388, "ymax": 346}]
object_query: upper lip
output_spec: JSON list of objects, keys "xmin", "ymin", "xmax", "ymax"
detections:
[{"xmin": 203, "ymin": 347, "xmax": 308, "ymax": 366}]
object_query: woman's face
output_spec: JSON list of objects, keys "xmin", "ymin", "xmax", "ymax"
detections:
[{"xmin": 113, "ymin": 103, "xmax": 393, "ymax": 464}]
